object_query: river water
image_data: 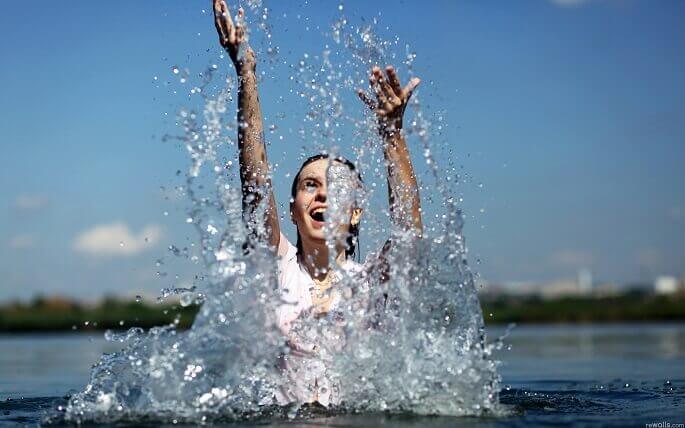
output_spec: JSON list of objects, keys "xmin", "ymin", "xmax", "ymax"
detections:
[
  {"xmin": 2, "ymin": 3, "xmax": 684, "ymax": 425},
  {"xmin": 1, "ymin": 323, "xmax": 683, "ymax": 426}
]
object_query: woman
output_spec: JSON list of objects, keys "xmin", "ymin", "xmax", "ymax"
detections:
[{"xmin": 213, "ymin": 0, "xmax": 423, "ymax": 406}]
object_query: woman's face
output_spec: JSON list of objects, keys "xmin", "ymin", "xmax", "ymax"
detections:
[{"xmin": 290, "ymin": 158, "xmax": 361, "ymax": 250}]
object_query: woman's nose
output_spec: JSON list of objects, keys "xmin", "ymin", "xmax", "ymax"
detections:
[{"xmin": 315, "ymin": 187, "xmax": 327, "ymax": 202}]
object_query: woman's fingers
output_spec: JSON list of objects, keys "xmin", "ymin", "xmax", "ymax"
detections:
[
  {"xmin": 373, "ymin": 66, "xmax": 399, "ymax": 104},
  {"xmin": 357, "ymin": 89, "xmax": 376, "ymax": 111},
  {"xmin": 234, "ymin": 7, "xmax": 246, "ymax": 44},
  {"xmin": 369, "ymin": 73, "xmax": 388, "ymax": 106},
  {"xmin": 214, "ymin": 0, "xmax": 239, "ymax": 49},
  {"xmin": 361, "ymin": 66, "xmax": 420, "ymax": 119},
  {"xmin": 213, "ymin": 0, "xmax": 228, "ymax": 43},
  {"xmin": 402, "ymin": 77, "xmax": 421, "ymax": 101},
  {"xmin": 385, "ymin": 66, "xmax": 403, "ymax": 97},
  {"xmin": 227, "ymin": 5, "xmax": 237, "ymax": 45},
  {"xmin": 235, "ymin": 24, "xmax": 244, "ymax": 44}
]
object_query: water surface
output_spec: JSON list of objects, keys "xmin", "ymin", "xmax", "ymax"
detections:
[{"xmin": 2, "ymin": 323, "xmax": 683, "ymax": 426}]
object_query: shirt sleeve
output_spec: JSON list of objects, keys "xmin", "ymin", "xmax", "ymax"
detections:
[{"xmin": 277, "ymin": 232, "xmax": 293, "ymax": 259}]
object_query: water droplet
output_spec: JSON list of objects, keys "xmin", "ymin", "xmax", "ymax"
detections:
[
  {"xmin": 172, "ymin": 66, "xmax": 180, "ymax": 75},
  {"xmin": 135, "ymin": 295, "xmax": 142, "ymax": 303},
  {"xmin": 180, "ymin": 292, "xmax": 194, "ymax": 307}
]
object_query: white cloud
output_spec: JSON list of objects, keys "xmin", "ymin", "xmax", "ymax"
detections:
[
  {"xmin": 549, "ymin": 0, "xmax": 591, "ymax": 7},
  {"xmin": 8, "ymin": 234, "xmax": 36, "ymax": 249},
  {"xmin": 14, "ymin": 194, "xmax": 49, "ymax": 211},
  {"xmin": 550, "ymin": 250, "xmax": 593, "ymax": 267},
  {"xmin": 73, "ymin": 222, "xmax": 162, "ymax": 256}
]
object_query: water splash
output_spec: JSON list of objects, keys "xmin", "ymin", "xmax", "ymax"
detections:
[{"xmin": 59, "ymin": 3, "xmax": 503, "ymax": 424}]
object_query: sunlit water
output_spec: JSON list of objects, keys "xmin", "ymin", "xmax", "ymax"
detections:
[
  {"xmin": 7, "ymin": 2, "xmax": 680, "ymax": 426},
  {"xmin": 2, "ymin": 324, "xmax": 684, "ymax": 426},
  {"xmin": 11, "ymin": 2, "xmax": 506, "ymax": 425}
]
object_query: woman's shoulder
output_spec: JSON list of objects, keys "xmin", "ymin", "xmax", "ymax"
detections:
[
  {"xmin": 276, "ymin": 233, "xmax": 307, "ymax": 294},
  {"xmin": 277, "ymin": 232, "xmax": 297, "ymax": 262}
]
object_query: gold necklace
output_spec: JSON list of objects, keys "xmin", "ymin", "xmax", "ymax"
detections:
[{"xmin": 310, "ymin": 271, "xmax": 337, "ymax": 312}]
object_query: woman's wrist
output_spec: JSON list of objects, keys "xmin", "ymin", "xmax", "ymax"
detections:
[
  {"xmin": 379, "ymin": 116, "xmax": 403, "ymax": 138},
  {"xmin": 236, "ymin": 58, "xmax": 256, "ymax": 75},
  {"xmin": 232, "ymin": 46, "xmax": 257, "ymax": 76},
  {"xmin": 237, "ymin": 65, "xmax": 256, "ymax": 78}
]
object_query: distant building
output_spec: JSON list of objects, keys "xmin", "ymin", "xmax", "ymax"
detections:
[
  {"xmin": 578, "ymin": 268, "xmax": 593, "ymax": 295},
  {"xmin": 593, "ymin": 282, "xmax": 620, "ymax": 297},
  {"xmin": 500, "ymin": 281, "xmax": 540, "ymax": 297},
  {"xmin": 539, "ymin": 279, "xmax": 582, "ymax": 299},
  {"xmin": 655, "ymin": 276, "xmax": 680, "ymax": 295}
]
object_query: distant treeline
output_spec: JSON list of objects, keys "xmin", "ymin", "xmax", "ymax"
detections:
[
  {"xmin": 0, "ymin": 292, "xmax": 684, "ymax": 332},
  {"xmin": 481, "ymin": 291, "xmax": 685, "ymax": 324},
  {"xmin": 0, "ymin": 296, "xmax": 198, "ymax": 333}
]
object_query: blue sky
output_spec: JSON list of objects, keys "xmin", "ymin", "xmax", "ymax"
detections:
[{"xmin": 1, "ymin": 0, "xmax": 684, "ymax": 300}]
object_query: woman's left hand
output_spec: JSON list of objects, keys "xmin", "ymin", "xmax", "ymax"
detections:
[{"xmin": 357, "ymin": 65, "xmax": 420, "ymax": 136}]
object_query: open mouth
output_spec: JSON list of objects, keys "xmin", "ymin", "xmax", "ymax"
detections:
[{"xmin": 310, "ymin": 207, "xmax": 326, "ymax": 223}]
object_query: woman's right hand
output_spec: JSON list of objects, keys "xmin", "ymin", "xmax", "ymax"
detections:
[
  {"xmin": 213, "ymin": 0, "xmax": 255, "ymax": 74},
  {"xmin": 357, "ymin": 65, "xmax": 420, "ymax": 136}
]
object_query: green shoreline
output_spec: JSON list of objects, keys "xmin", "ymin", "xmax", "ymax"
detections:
[{"xmin": 0, "ymin": 293, "xmax": 683, "ymax": 333}]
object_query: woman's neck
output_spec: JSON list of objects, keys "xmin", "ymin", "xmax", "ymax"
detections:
[{"xmin": 299, "ymin": 239, "xmax": 346, "ymax": 281}]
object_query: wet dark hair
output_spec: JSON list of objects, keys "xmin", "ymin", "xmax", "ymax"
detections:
[{"xmin": 290, "ymin": 153, "xmax": 363, "ymax": 261}]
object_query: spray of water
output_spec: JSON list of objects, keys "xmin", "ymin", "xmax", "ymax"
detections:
[{"xmin": 59, "ymin": 3, "xmax": 504, "ymax": 424}]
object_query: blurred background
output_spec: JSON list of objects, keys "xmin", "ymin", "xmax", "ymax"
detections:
[
  {"xmin": 1, "ymin": 0, "xmax": 684, "ymax": 327},
  {"xmin": 1, "ymin": 5, "xmax": 685, "ymax": 425}
]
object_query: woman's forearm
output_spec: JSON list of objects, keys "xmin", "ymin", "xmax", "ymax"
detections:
[
  {"xmin": 237, "ymin": 70, "xmax": 266, "ymax": 189},
  {"xmin": 237, "ymin": 68, "xmax": 280, "ymax": 248},
  {"xmin": 214, "ymin": 0, "xmax": 280, "ymax": 249},
  {"xmin": 357, "ymin": 65, "xmax": 423, "ymax": 239},
  {"xmin": 383, "ymin": 131, "xmax": 423, "ymax": 237}
]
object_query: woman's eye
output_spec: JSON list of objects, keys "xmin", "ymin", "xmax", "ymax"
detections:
[{"xmin": 304, "ymin": 181, "xmax": 317, "ymax": 193}]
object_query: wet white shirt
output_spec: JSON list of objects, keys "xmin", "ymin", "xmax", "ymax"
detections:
[{"xmin": 273, "ymin": 233, "xmax": 361, "ymax": 407}]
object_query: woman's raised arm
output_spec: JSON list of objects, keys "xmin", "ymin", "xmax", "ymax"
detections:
[
  {"xmin": 213, "ymin": 0, "xmax": 280, "ymax": 250},
  {"xmin": 358, "ymin": 65, "xmax": 423, "ymax": 238}
]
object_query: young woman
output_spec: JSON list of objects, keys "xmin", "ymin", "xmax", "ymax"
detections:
[{"xmin": 213, "ymin": 0, "xmax": 423, "ymax": 406}]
